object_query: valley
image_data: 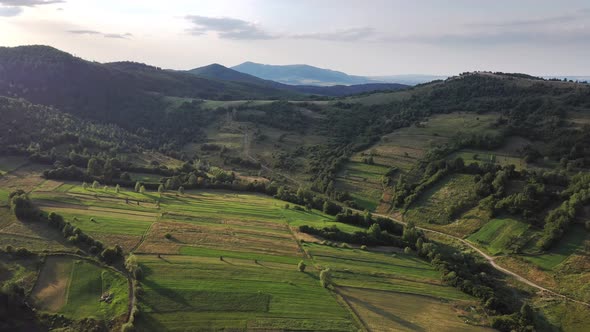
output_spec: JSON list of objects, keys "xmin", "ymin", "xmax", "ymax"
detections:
[{"xmin": 0, "ymin": 45, "xmax": 589, "ymax": 332}]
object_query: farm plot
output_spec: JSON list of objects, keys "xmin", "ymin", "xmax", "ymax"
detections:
[
  {"xmin": 305, "ymin": 244, "xmax": 471, "ymax": 301},
  {"xmin": 135, "ymin": 254, "xmax": 356, "ymax": 331},
  {"xmin": 404, "ymin": 174, "xmax": 479, "ymax": 226},
  {"xmin": 304, "ymin": 244, "xmax": 488, "ymax": 331},
  {"xmin": 468, "ymin": 217, "xmax": 530, "ymax": 255},
  {"xmin": 339, "ymin": 287, "xmax": 493, "ymax": 332},
  {"xmin": 31, "ymin": 256, "xmax": 128, "ymax": 320},
  {"xmin": 335, "ymin": 161, "xmax": 389, "ymax": 211}
]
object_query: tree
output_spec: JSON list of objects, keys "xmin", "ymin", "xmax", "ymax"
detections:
[
  {"xmin": 404, "ymin": 247, "xmax": 412, "ymax": 254},
  {"xmin": 103, "ymin": 158, "xmax": 114, "ymax": 181},
  {"xmin": 368, "ymin": 223, "xmax": 381, "ymax": 239},
  {"xmin": 188, "ymin": 173, "xmax": 198, "ymax": 186},
  {"xmin": 115, "ymin": 184, "xmax": 120, "ymax": 193},
  {"xmin": 158, "ymin": 184, "xmax": 164, "ymax": 194},
  {"xmin": 87, "ymin": 157, "xmax": 102, "ymax": 176},
  {"xmin": 82, "ymin": 182, "xmax": 88, "ymax": 189},
  {"xmin": 178, "ymin": 186, "xmax": 185, "ymax": 195},
  {"xmin": 139, "ymin": 185, "xmax": 146, "ymax": 194},
  {"xmin": 320, "ymin": 268, "xmax": 332, "ymax": 288},
  {"xmin": 92, "ymin": 180, "xmax": 100, "ymax": 189},
  {"xmin": 297, "ymin": 260, "xmax": 306, "ymax": 272},
  {"xmin": 134, "ymin": 182, "xmax": 141, "ymax": 193}
]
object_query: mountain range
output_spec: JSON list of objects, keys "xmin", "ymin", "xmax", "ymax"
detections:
[{"xmin": 231, "ymin": 61, "xmax": 447, "ymax": 86}]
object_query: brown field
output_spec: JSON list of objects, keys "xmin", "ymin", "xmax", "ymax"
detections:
[
  {"xmin": 137, "ymin": 220, "xmax": 302, "ymax": 257},
  {"xmin": 30, "ymin": 256, "xmax": 73, "ymax": 312},
  {"xmin": 0, "ymin": 164, "xmax": 47, "ymax": 194},
  {"xmin": 339, "ymin": 287, "xmax": 493, "ymax": 332}
]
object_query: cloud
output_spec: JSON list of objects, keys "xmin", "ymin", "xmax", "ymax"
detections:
[
  {"xmin": 68, "ymin": 29, "xmax": 133, "ymax": 40},
  {"xmin": 0, "ymin": 5, "xmax": 20, "ymax": 16},
  {"xmin": 103, "ymin": 33, "xmax": 133, "ymax": 39},
  {"xmin": 68, "ymin": 29, "xmax": 101, "ymax": 35},
  {"xmin": 0, "ymin": 0, "xmax": 63, "ymax": 17},
  {"xmin": 0, "ymin": 0, "xmax": 63, "ymax": 6},
  {"xmin": 185, "ymin": 15, "xmax": 276, "ymax": 40},
  {"xmin": 292, "ymin": 27, "xmax": 376, "ymax": 42},
  {"xmin": 467, "ymin": 8, "xmax": 590, "ymax": 28}
]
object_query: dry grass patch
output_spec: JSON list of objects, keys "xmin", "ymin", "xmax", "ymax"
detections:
[
  {"xmin": 30, "ymin": 256, "xmax": 73, "ymax": 312},
  {"xmin": 339, "ymin": 287, "xmax": 492, "ymax": 332}
]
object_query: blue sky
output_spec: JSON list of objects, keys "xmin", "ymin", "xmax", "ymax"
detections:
[{"xmin": 0, "ymin": 0, "xmax": 588, "ymax": 76}]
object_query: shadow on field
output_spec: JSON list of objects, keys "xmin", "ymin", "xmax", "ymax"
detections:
[
  {"xmin": 142, "ymin": 278, "xmax": 193, "ymax": 309},
  {"xmin": 345, "ymin": 292, "xmax": 426, "ymax": 332}
]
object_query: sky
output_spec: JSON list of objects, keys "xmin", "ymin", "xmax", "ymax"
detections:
[{"xmin": 0, "ymin": 0, "xmax": 589, "ymax": 76}]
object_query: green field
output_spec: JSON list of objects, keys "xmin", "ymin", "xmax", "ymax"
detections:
[{"xmin": 468, "ymin": 217, "xmax": 530, "ymax": 255}]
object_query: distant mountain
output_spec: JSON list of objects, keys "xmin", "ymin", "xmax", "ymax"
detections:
[
  {"xmin": 189, "ymin": 63, "xmax": 407, "ymax": 96},
  {"xmin": 232, "ymin": 61, "xmax": 381, "ymax": 86}
]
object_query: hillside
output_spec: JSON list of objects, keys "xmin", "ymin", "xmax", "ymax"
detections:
[
  {"xmin": 232, "ymin": 61, "xmax": 381, "ymax": 86},
  {"xmin": 0, "ymin": 46, "xmax": 297, "ymax": 129}
]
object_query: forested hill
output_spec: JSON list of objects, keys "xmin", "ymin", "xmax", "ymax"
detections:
[{"xmin": 0, "ymin": 45, "xmax": 297, "ymax": 129}]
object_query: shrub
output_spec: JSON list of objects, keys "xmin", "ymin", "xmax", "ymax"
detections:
[
  {"xmin": 404, "ymin": 247, "xmax": 412, "ymax": 254},
  {"xmin": 297, "ymin": 260, "xmax": 306, "ymax": 272},
  {"xmin": 320, "ymin": 268, "xmax": 332, "ymax": 288},
  {"xmin": 164, "ymin": 233, "xmax": 172, "ymax": 239},
  {"xmin": 92, "ymin": 180, "xmax": 100, "ymax": 189},
  {"xmin": 360, "ymin": 245, "xmax": 367, "ymax": 250}
]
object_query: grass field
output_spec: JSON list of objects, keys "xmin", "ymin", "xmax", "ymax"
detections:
[
  {"xmin": 31, "ymin": 256, "xmax": 128, "ymax": 320},
  {"xmin": 404, "ymin": 174, "xmax": 478, "ymax": 226},
  {"xmin": 468, "ymin": 217, "xmax": 530, "ymax": 255}
]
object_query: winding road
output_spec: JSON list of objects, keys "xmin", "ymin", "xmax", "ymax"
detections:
[{"xmin": 373, "ymin": 211, "xmax": 590, "ymax": 307}]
